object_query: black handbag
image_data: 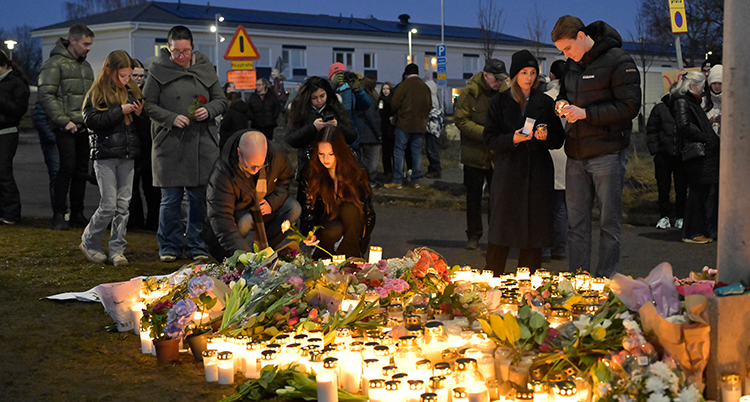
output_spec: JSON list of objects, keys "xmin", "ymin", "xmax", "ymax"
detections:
[{"xmin": 681, "ymin": 140, "xmax": 705, "ymax": 161}]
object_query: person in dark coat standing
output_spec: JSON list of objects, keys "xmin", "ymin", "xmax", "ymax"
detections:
[
  {"xmin": 142, "ymin": 26, "xmax": 227, "ymax": 262},
  {"xmin": 482, "ymin": 50, "xmax": 565, "ymax": 275},
  {"xmin": 0, "ymin": 50, "xmax": 30, "ymax": 225},
  {"xmin": 669, "ymin": 71, "xmax": 719, "ymax": 244},
  {"xmin": 219, "ymin": 92, "xmax": 249, "ymax": 150},
  {"xmin": 354, "ymin": 76, "xmax": 382, "ymax": 183},
  {"xmin": 551, "ymin": 16, "xmax": 641, "ymax": 278},
  {"xmin": 247, "ymin": 78, "xmax": 280, "ymax": 140},
  {"xmin": 647, "ymin": 92, "xmax": 686, "ymax": 231},
  {"xmin": 379, "ymin": 82, "xmax": 395, "ymax": 182}
]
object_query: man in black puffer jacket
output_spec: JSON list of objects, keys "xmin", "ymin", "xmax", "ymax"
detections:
[{"xmin": 551, "ymin": 15, "xmax": 641, "ymax": 278}]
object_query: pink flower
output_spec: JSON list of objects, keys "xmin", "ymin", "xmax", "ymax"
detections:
[
  {"xmin": 542, "ymin": 290, "xmax": 551, "ymax": 298},
  {"xmin": 531, "ymin": 290, "xmax": 538, "ymax": 296},
  {"xmin": 283, "ymin": 306, "xmax": 290, "ymax": 313},
  {"xmin": 539, "ymin": 343, "xmax": 551, "ymax": 353}
]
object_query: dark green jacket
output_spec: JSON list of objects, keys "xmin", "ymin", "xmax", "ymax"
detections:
[
  {"xmin": 38, "ymin": 38, "xmax": 94, "ymax": 130},
  {"xmin": 455, "ymin": 72, "xmax": 497, "ymax": 170},
  {"xmin": 391, "ymin": 76, "xmax": 431, "ymax": 133}
]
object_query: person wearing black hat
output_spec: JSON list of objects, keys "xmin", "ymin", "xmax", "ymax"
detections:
[
  {"xmin": 482, "ymin": 50, "xmax": 565, "ymax": 275},
  {"xmin": 550, "ymin": 15, "xmax": 641, "ymax": 278},
  {"xmin": 454, "ymin": 58, "xmax": 509, "ymax": 250},
  {"xmin": 385, "ymin": 63, "xmax": 432, "ymax": 189}
]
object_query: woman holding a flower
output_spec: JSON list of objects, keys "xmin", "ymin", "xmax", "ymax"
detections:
[
  {"xmin": 143, "ymin": 25, "xmax": 227, "ymax": 263},
  {"xmin": 302, "ymin": 127, "xmax": 375, "ymax": 259}
]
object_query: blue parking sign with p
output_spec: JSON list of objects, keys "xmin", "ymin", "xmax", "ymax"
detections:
[{"xmin": 437, "ymin": 45, "xmax": 446, "ymax": 57}]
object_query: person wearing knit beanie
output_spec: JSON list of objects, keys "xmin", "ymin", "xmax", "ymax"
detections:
[
  {"xmin": 403, "ymin": 63, "xmax": 419, "ymax": 77},
  {"xmin": 509, "ymin": 49, "xmax": 539, "ymax": 79},
  {"xmin": 708, "ymin": 65, "xmax": 722, "ymax": 86},
  {"xmin": 328, "ymin": 62, "xmax": 346, "ymax": 80}
]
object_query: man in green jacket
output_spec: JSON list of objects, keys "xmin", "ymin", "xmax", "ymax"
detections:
[
  {"xmin": 38, "ymin": 23, "xmax": 95, "ymax": 230},
  {"xmin": 454, "ymin": 59, "xmax": 508, "ymax": 250}
]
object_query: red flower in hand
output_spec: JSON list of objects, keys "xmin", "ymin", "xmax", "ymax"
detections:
[{"xmin": 197, "ymin": 94, "xmax": 207, "ymax": 104}]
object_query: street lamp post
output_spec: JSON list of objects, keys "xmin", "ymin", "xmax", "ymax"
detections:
[
  {"xmin": 211, "ymin": 14, "xmax": 224, "ymax": 78},
  {"xmin": 408, "ymin": 28, "xmax": 417, "ymax": 64},
  {"xmin": 4, "ymin": 39, "xmax": 17, "ymax": 60}
]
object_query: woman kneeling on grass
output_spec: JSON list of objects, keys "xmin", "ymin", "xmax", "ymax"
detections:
[
  {"xmin": 303, "ymin": 127, "xmax": 375, "ymax": 259},
  {"xmin": 80, "ymin": 50, "xmax": 144, "ymax": 266}
]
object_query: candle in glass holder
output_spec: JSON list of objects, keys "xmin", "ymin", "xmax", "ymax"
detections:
[
  {"xmin": 139, "ymin": 326, "xmax": 152, "ymax": 354},
  {"xmin": 467, "ymin": 383, "xmax": 489, "ymax": 402},
  {"xmin": 421, "ymin": 392, "xmax": 439, "ymax": 402},
  {"xmin": 217, "ymin": 351, "xmax": 234, "ymax": 385},
  {"xmin": 722, "ymin": 373, "xmax": 742, "ymax": 402},
  {"xmin": 323, "ymin": 357, "xmax": 339, "ymax": 388},
  {"xmin": 203, "ymin": 349, "xmax": 218, "ymax": 382},
  {"xmin": 590, "ymin": 277, "xmax": 606, "ymax": 292},
  {"xmin": 552, "ymin": 381, "xmax": 577, "ymax": 402},
  {"xmin": 452, "ymin": 387, "xmax": 469, "ymax": 402},
  {"xmin": 529, "ymin": 380, "xmax": 549, "ymax": 402},
  {"xmin": 547, "ymin": 307, "xmax": 571, "ymax": 328},
  {"xmin": 362, "ymin": 359, "xmax": 381, "ymax": 396},
  {"xmin": 321, "ymin": 258, "xmax": 332, "ymax": 266},
  {"xmin": 332, "ymin": 255, "xmax": 346, "ymax": 264},
  {"xmin": 317, "ymin": 371, "xmax": 339, "ymax": 402},
  {"xmin": 406, "ymin": 380, "xmax": 425, "ymax": 402},
  {"xmin": 131, "ymin": 302, "xmax": 145, "ymax": 335},
  {"xmin": 261, "ymin": 349, "xmax": 279, "ymax": 369},
  {"xmin": 369, "ymin": 379, "xmax": 387, "ymax": 402},
  {"xmin": 515, "ymin": 267, "xmax": 530, "ymax": 280},
  {"xmin": 369, "ymin": 246, "xmax": 383, "ymax": 264},
  {"xmin": 514, "ymin": 386, "xmax": 533, "ymax": 402},
  {"xmin": 385, "ymin": 380, "xmax": 405, "ymax": 402}
]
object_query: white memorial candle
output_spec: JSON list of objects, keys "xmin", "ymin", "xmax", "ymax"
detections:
[
  {"xmin": 217, "ymin": 351, "xmax": 234, "ymax": 385},
  {"xmin": 317, "ymin": 372, "xmax": 339, "ymax": 402},
  {"xmin": 369, "ymin": 246, "xmax": 383, "ymax": 264},
  {"xmin": 139, "ymin": 328, "xmax": 151, "ymax": 354},
  {"xmin": 131, "ymin": 302, "xmax": 145, "ymax": 335},
  {"xmin": 203, "ymin": 350, "xmax": 218, "ymax": 382},
  {"xmin": 467, "ymin": 384, "xmax": 489, "ymax": 402}
]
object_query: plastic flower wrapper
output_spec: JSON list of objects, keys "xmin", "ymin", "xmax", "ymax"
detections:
[{"xmin": 609, "ymin": 262, "xmax": 681, "ymax": 318}]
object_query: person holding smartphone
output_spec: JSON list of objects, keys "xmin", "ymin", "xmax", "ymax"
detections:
[
  {"xmin": 482, "ymin": 50, "xmax": 564, "ymax": 275},
  {"xmin": 286, "ymin": 76, "xmax": 357, "ymax": 230}
]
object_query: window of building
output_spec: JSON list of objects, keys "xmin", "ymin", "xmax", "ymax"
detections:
[
  {"xmin": 463, "ymin": 54, "xmax": 480, "ymax": 79},
  {"xmin": 154, "ymin": 38, "xmax": 168, "ymax": 56},
  {"xmin": 333, "ymin": 48, "xmax": 355, "ymax": 70},
  {"xmin": 282, "ymin": 45, "xmax": 307, "ymax": 77},
  {"xmin": 364, "ymin": 53, "xmax": 376, "ymax": 69}
]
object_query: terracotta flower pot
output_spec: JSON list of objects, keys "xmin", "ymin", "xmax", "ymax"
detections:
[
  {"xmin": 153, "ymin": 338, "xmax": 180, "ymax": 363},
  {"xmin": 185, "ymin": 330, "xmax": 211, "ymax": 361}
]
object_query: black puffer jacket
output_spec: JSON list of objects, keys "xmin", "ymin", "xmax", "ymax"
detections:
[
  {"xmin": 0, "ymin": 69, "xmax": 30, "ymax": 130},
  {"xmin": 82, "ymin": 88, "xmax": 142, "ymax": 160},
  {"xmin": 669, "ymin": 92, "xmax": 719, "ymax": 185},
  {"xmin": 557, "ymin": 21, "xmax": 641, "ymax": 160},
  {"xmin": 646, "ymin": 95, "xmax": 678, "ymax": 156},
  {"xmin": 354, "ymin": 92, "xmax": 381, "ymax": 145}
]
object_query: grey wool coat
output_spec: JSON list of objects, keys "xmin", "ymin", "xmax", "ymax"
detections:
[{"xmin": 143, "ymin": 48, "xmax": 227, "ymax": 188}]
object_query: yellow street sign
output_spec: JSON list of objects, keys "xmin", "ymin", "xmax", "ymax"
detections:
[
  {"xmin": 437, "ymin": 73, "xmax": 447, "ymax": 80},
  {"xmin": 227, "ymin": 70, "xmax": 257, "ymax": 90},
  {"xmin": 669, "ymin": 0, "xmax": 688, "ymax": 33},
  {"xmin": 224, "ymin": 25, "xmax": 260, "ymax": 61},
  {"xmin": 231, "ymin": 61, "xmax": 255, "ymax": 70}
]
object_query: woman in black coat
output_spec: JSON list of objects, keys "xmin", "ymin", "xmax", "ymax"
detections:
[
  {"xmin": 0, "ymin": 50, "xmax": 30, "ymax": 224},
  {"xmin": 247, "ymin": 78, "xmax": 280, "ymax": 140},
  {"xmin": 219, "ymin": 92, "xmax": 249, "ymax": 150},
  {"xmin": 669, "ymin": 71, "xmax": 719, "ymax": 243},
  {"xmin": 482, "ymin": 50, "xmax": 564, "ymax": 275},
  {"xmin": 286, "ymin": 76, "xmax": 357, "ymax": 229},
  {"xmin": 379, "ymin": 82, "xmax": 395, "ymax": 181}
]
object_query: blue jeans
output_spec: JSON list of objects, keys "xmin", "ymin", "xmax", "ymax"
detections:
[
  {"xmin": 158, "ymin": 186, "xmax": 208, "ymax": 258},
  {"xmin": 393, "ymin": 128, "xmax": 422, "ymax": 185},
  {"xmin": 566, "ymin": 150, "xmax": 626, "ymax": 278},
  {"xmin": 81, "ymin": 159, "xmax": 134, "ymax": 256}
]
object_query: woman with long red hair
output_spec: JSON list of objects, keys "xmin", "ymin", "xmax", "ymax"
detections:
[{"xmin": 303, "ymin": 126, "xmax": 376, "ymax": 259}]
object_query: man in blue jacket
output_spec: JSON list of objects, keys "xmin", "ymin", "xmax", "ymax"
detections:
[{"xmin": 551, "ymin": 15, "xmax": 641, "ymax": 278}]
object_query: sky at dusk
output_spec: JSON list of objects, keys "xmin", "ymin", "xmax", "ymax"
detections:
[{"xmin": 2, "ymin": 0, "xmax": 644, "ymax": 43}]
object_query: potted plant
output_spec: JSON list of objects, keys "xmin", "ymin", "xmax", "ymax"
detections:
[
  {"xmin": 184, "ymin": 275, "xmax": 217, "ymax": 361},
  {"xmin": 478, "ymin": 305, "xmax": 550, "ymax": 387},
  {"xmin": 141, "ymin": 292, "xmax": 197, "ymax": 363}
]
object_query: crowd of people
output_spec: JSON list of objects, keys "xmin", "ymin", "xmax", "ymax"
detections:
[{"xmin": 0, "ymin": 15, "xmax": 721, "ymax": 278}]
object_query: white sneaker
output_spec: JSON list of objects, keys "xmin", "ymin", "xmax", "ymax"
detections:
[
  {"xmin": 110, "ymin": 254, "xmax": 128, "ymax": 267},
  {"xmin": 655, "ymin": 216, "xmax": 671, "ymax": 229},
  {"xmin": 674, "ymin": 218, "xmax": 683, "ymax": 229}
]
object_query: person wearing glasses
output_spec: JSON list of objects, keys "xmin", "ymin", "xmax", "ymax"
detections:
[
  {"xmin": 204, "ymin": 130, "xmax": 300, "ymax": 260},
  {"xmin": 143, "ymin": 25, "xmax": 227, "ymax": 262}
]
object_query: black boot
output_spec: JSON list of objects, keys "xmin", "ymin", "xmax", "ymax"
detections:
[
  {"xmin": 69, "ymin": 212, "xmax": 89, "ymax": 228},
  {"xmin": 51, "ymin": 213, "xmax": 69, "ymax": 230}
]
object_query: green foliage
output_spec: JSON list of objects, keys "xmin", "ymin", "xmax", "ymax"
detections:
[{"xmin": 478, "ymin": 305, "xmax": 549, "ymax": 363}]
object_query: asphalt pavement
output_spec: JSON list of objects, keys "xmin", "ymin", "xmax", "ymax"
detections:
[{"xmin": 12, "ymin": 131, "xmax": 716, "ymax": 280}]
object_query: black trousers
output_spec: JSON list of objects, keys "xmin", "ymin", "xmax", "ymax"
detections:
[
  {"xmin": 53, "ymin": 130, "xmax": 89, "ymax": 214},
  {"xmin": 654, "ymin": 153, "xmax": 687, "ymax": 218},
  {"xmin": 464, "ymin": 165, "xmax": 492, "ymax": 240},
  {"xmin": 486, "ymin": 242, "xmax": 541, "ymax": 277},
  {"xmin": 313, "ymin": 202, "xmax": 365, "ymax": 259},
  {"xmin": 683, "ymin": 182, "xmax": 719, "ymax": 239},
  {"xmin": 0, "ymin": 132, "xmax": 21, "ymax": 222},
  {"xmin": 129, "ymin": 145, "xmax": 161, "ymax": 231}
]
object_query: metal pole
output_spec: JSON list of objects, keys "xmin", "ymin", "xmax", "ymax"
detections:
[
  {"xmin": 215, "ymin": 14, "xmax": 220, "ymax": 79},
  {"xmin": 408, "ymin": 31, "xmax": 413, "ymax": 63},
  {"xmin": 441, "ymin": 0, "xmax": 444, "ymax": 45},
  {"xmin": 674, "ymin": 34, "xmax": 684, "ymax": 70}
]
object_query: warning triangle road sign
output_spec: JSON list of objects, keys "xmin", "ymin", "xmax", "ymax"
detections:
[{"xmin": 224, "ymin": 25, "xmax": 260, "ymax": 61}]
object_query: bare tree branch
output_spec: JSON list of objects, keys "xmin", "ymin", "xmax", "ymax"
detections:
[
  {"xmin": 524, "ymin": 3, "xmax": 548, "ymax": 61},
  {"xmin": 477, "ymin": 0, "xmax": 505, "ymax": 60}
]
